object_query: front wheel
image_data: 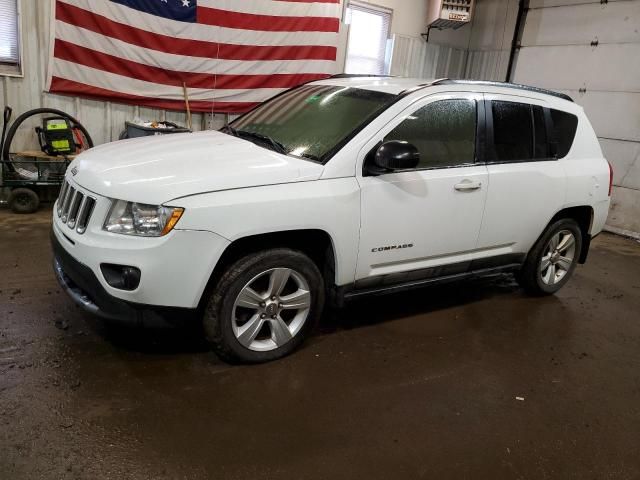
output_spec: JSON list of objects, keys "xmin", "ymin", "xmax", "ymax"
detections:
[
  {"xmin": 203, "ymin": 248, "xmax": 325, "ymax": 363},
  {"xmin": 518, "ymin": 218, "xmax": 583, "ymax": 295}
]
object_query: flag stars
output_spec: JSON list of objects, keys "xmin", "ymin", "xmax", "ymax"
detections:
[{"xmin": 181, "ymin": 0, "xmax": 191, "ymax": 6}]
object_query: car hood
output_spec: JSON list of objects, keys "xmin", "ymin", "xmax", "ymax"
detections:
[{"xmin": 69, "ymin": 130, "xmax": 324, "ymax": 205}]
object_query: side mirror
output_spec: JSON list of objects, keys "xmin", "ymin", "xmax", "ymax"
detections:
[{"xmin": 371, "ymin": 140, "xmax": 420, "ymax": 173}]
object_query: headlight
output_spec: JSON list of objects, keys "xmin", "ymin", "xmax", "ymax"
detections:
[{"xmin": 103, "ymin": 200, "xmax": 184, "ymax": 237}]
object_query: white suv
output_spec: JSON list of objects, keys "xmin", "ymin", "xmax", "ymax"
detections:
[{"xmin": 51, "ymin": 77, "xmax": 612, "ymax": 363}]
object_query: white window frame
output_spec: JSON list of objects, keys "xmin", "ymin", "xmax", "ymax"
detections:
[
  {"xmin": 344, "ymin": 1, "xmax": 393, "ymax": 76},
  {"xmin": 0, "ymin": 0, "xmax": 23, "ymax": 77}
]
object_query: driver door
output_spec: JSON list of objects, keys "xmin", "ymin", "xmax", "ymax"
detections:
[{"xmin": 355, "ymin": 93, "xmax": 489, "ymax": 285}]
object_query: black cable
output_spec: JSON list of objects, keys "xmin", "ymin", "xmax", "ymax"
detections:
[
  {"xmin": 0, "ymin": 106, "xmax": 12, "ymax": 159},
  {"xmin": 1, "ymin": 108, "xmax": 94, "ymax": 162}
]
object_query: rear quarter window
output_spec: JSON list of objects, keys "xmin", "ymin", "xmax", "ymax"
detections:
[{"xmin": 549, "ymin": 109, "xmax": 578, "ymax": 158}]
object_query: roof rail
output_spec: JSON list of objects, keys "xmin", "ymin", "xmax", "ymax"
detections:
[
  {"xmin": 328, "ymin": 73, "xmax": 395, "ymax": 79},
  {"xmin": 398, "ymin": 78, "xmax": 450, "ymax": 97},
  {"xmin": 429, "ymin": 79, "xmax": 573, "ymax": 102}
]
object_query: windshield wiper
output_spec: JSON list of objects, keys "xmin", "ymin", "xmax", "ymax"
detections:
[
  {"xmin": 220, "ymin": 125, "xmax": 238, "ymax": 136},
  {"xmin": 221, "ymin": 126, "xmax": 290, "ymax": 157},
  {"xmin": 297, "ymin": 152, "xmax": 321, "ymax": 162},
  {"xmin": 235, "ymin": 130, "xmax": 287, "ymax": 155}
]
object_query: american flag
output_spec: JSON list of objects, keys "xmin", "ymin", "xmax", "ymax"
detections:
[{"xmin": 46, "ymin": 0, "xmax": 342, "ymax": 113}]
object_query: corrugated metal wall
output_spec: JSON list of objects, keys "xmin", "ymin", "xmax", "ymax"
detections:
[
  {"xmin": 0, "ymin": 0, "xmax": 227, "ymax": 155},
  {"xmin": 463, "ymin": 0, "xmax": 519, "ymax": 81},
  {"xmin": 463, "ymin": 50, "xmax": 509, "ymax": 80},
  {"xmin": 389, "ymin": 34, "xmax": 468, "ymax": 78},
  {"xmin": 389, "ymin": 36, "xmax": 510, "ymax": 82}
]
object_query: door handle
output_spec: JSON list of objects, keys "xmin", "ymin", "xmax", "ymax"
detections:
[{"xmin": 454, "ymin": 180, "xmax": 482, "ymax": 191}]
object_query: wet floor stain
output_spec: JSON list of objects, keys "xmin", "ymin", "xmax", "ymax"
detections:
[{"xmin": 1, "ymin": 207, "xmax": 640, "ymax": 479}]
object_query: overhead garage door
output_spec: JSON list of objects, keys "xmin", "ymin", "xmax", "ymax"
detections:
[{"xmin": 512, "ymin": 0, "xmax": 640, "ymax": 236}]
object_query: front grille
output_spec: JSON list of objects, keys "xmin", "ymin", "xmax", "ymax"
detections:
[
  {"xmin": 76, "ymin": 197, "xmax": 95, "ymax": 234},
  {"xmin": 57, "ymin": 179, "xmax": 96, "ymax": 234},
  {"xmin": 60, "ymin": 186, "xmax": 75, "ymax": 222}
]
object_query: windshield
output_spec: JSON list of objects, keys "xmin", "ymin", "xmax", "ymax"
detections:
[{"xmin": 228, "ymin": 85, "xmax": 395, "ymax": 163}]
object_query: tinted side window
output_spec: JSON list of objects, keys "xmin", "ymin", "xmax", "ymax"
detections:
[
  {"xmin": 533, "ymin": 105, "xmax": 548, "ymax": 159},
  {"xmin": 549, "ymin": 109, "xmax": 578, "ymax": 158},
  {"xmin": 384, "ymin": 99, "xmax": 476, "ymax": 169},
  {"xmin": 491, "ymin": 101, "xmax": 533, "ymax": 162}
]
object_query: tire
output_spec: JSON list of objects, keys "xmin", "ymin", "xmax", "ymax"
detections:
[
  {"xmin": 8, "ymin": 188, "xmax": 40, "ymax": 214},
  {"xmin": 518, "ymin": 218, "xmax": 583, "ymax": 295},
  {"xmin": 203, "ymin": 248, "xmax": 325, "ymax": 363}
]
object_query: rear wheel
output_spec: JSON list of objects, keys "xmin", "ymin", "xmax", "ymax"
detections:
[
  {"xmin": 518, "ymin": 218, "xmax": 582, "ymax": 295},
  {"xmin": 8, "ymin": 188, "xmax": 40, "ymax": 214},
  {"xmin": 203, "ymin": 248, "xmax": 325, "ymax": 363}
]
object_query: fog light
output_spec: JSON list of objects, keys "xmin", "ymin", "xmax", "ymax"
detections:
[{"xmin": 101, "ymin": 264, "xmax": 141, "ymax": 291}]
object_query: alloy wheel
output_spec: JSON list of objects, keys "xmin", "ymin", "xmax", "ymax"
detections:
[
  {"xmin": 540, "ymin": 230, "xmax": 577, "ymax": 285},
  {"xmin": 232, "ymin": 268, "xmax": 311, "ymax": 352}
]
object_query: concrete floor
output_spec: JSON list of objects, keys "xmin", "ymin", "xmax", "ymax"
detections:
[{"xmin": 1, "ymin": 207, "xmax": 640, "ymax": 479}]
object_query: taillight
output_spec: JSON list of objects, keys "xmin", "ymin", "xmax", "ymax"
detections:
[{"xmin": 608, "ymin": 161, "xmax": 613, "ymax": 197}]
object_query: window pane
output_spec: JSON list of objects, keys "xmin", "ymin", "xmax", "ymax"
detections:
[
  {"xmin": 0, "ymin": 0, "xmax": 19, "ymax": 64},
  {"xmin": 491, "ymin": 101, "xmax": 533, "ymax": 162},
  {"xmin": 533, "ymin": 105, "xmax": 548, "ymax": 159},
  {"xmin": 345, "ymin": 5, "xmax": 391, "ymax": 75},
  {"xmin": 550, "ymin": 109, "xmax": 578, "ymax": 158},
  {"xmin": 385, "ymin": 99, "xmax": 476, "ymax": 169},
  {"xmin": 232, "ymin": 85, "xmax": 394, "ymax": 162}
]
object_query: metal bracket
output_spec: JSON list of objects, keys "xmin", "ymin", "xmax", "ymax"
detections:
[{"xmin": 421, "ymin": 26, "xmax": 436, "ymax": 43}]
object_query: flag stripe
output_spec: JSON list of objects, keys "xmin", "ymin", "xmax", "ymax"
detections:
[
  {"xmin": 55, "ymin": 21, "xmax": 337, "ymax": 76},
  {"xmin": 50, "ymin": 77, "xmax": 259, "ymax": 113},
  {"xmin": 198, "ymin": 0, "xmax": 340, "ymax": 17},
  {"xmin": 61, "ymin": 0, "xmax": 339, "ymax": 46},
  {"xmin": 52, "ymin": 59, "xmax": 286, "ymax": 102},
  {"xmin": 197, "ymin": 7, "xmax": 339, "ymax": 33},
  {"xmin": 54, "ymin": 39, "xmax": 331, "ymax": 90}
]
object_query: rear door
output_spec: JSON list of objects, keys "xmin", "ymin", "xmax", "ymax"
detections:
[{"xmin": 476, "ymin": 94, "xmax": 567, "ymax": 257}]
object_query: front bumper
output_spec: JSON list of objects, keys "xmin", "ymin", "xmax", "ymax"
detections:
[
  {"xmin": 51, "ymin": 175, "xmax": 231, "ymax": 321},
  {"xmin": 51, "ymin": 229, "xmax": 192, "ymax": 326},
  {"xmin": 52, "ymin": 191, "xmax": 230, "ymax": 310}
]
